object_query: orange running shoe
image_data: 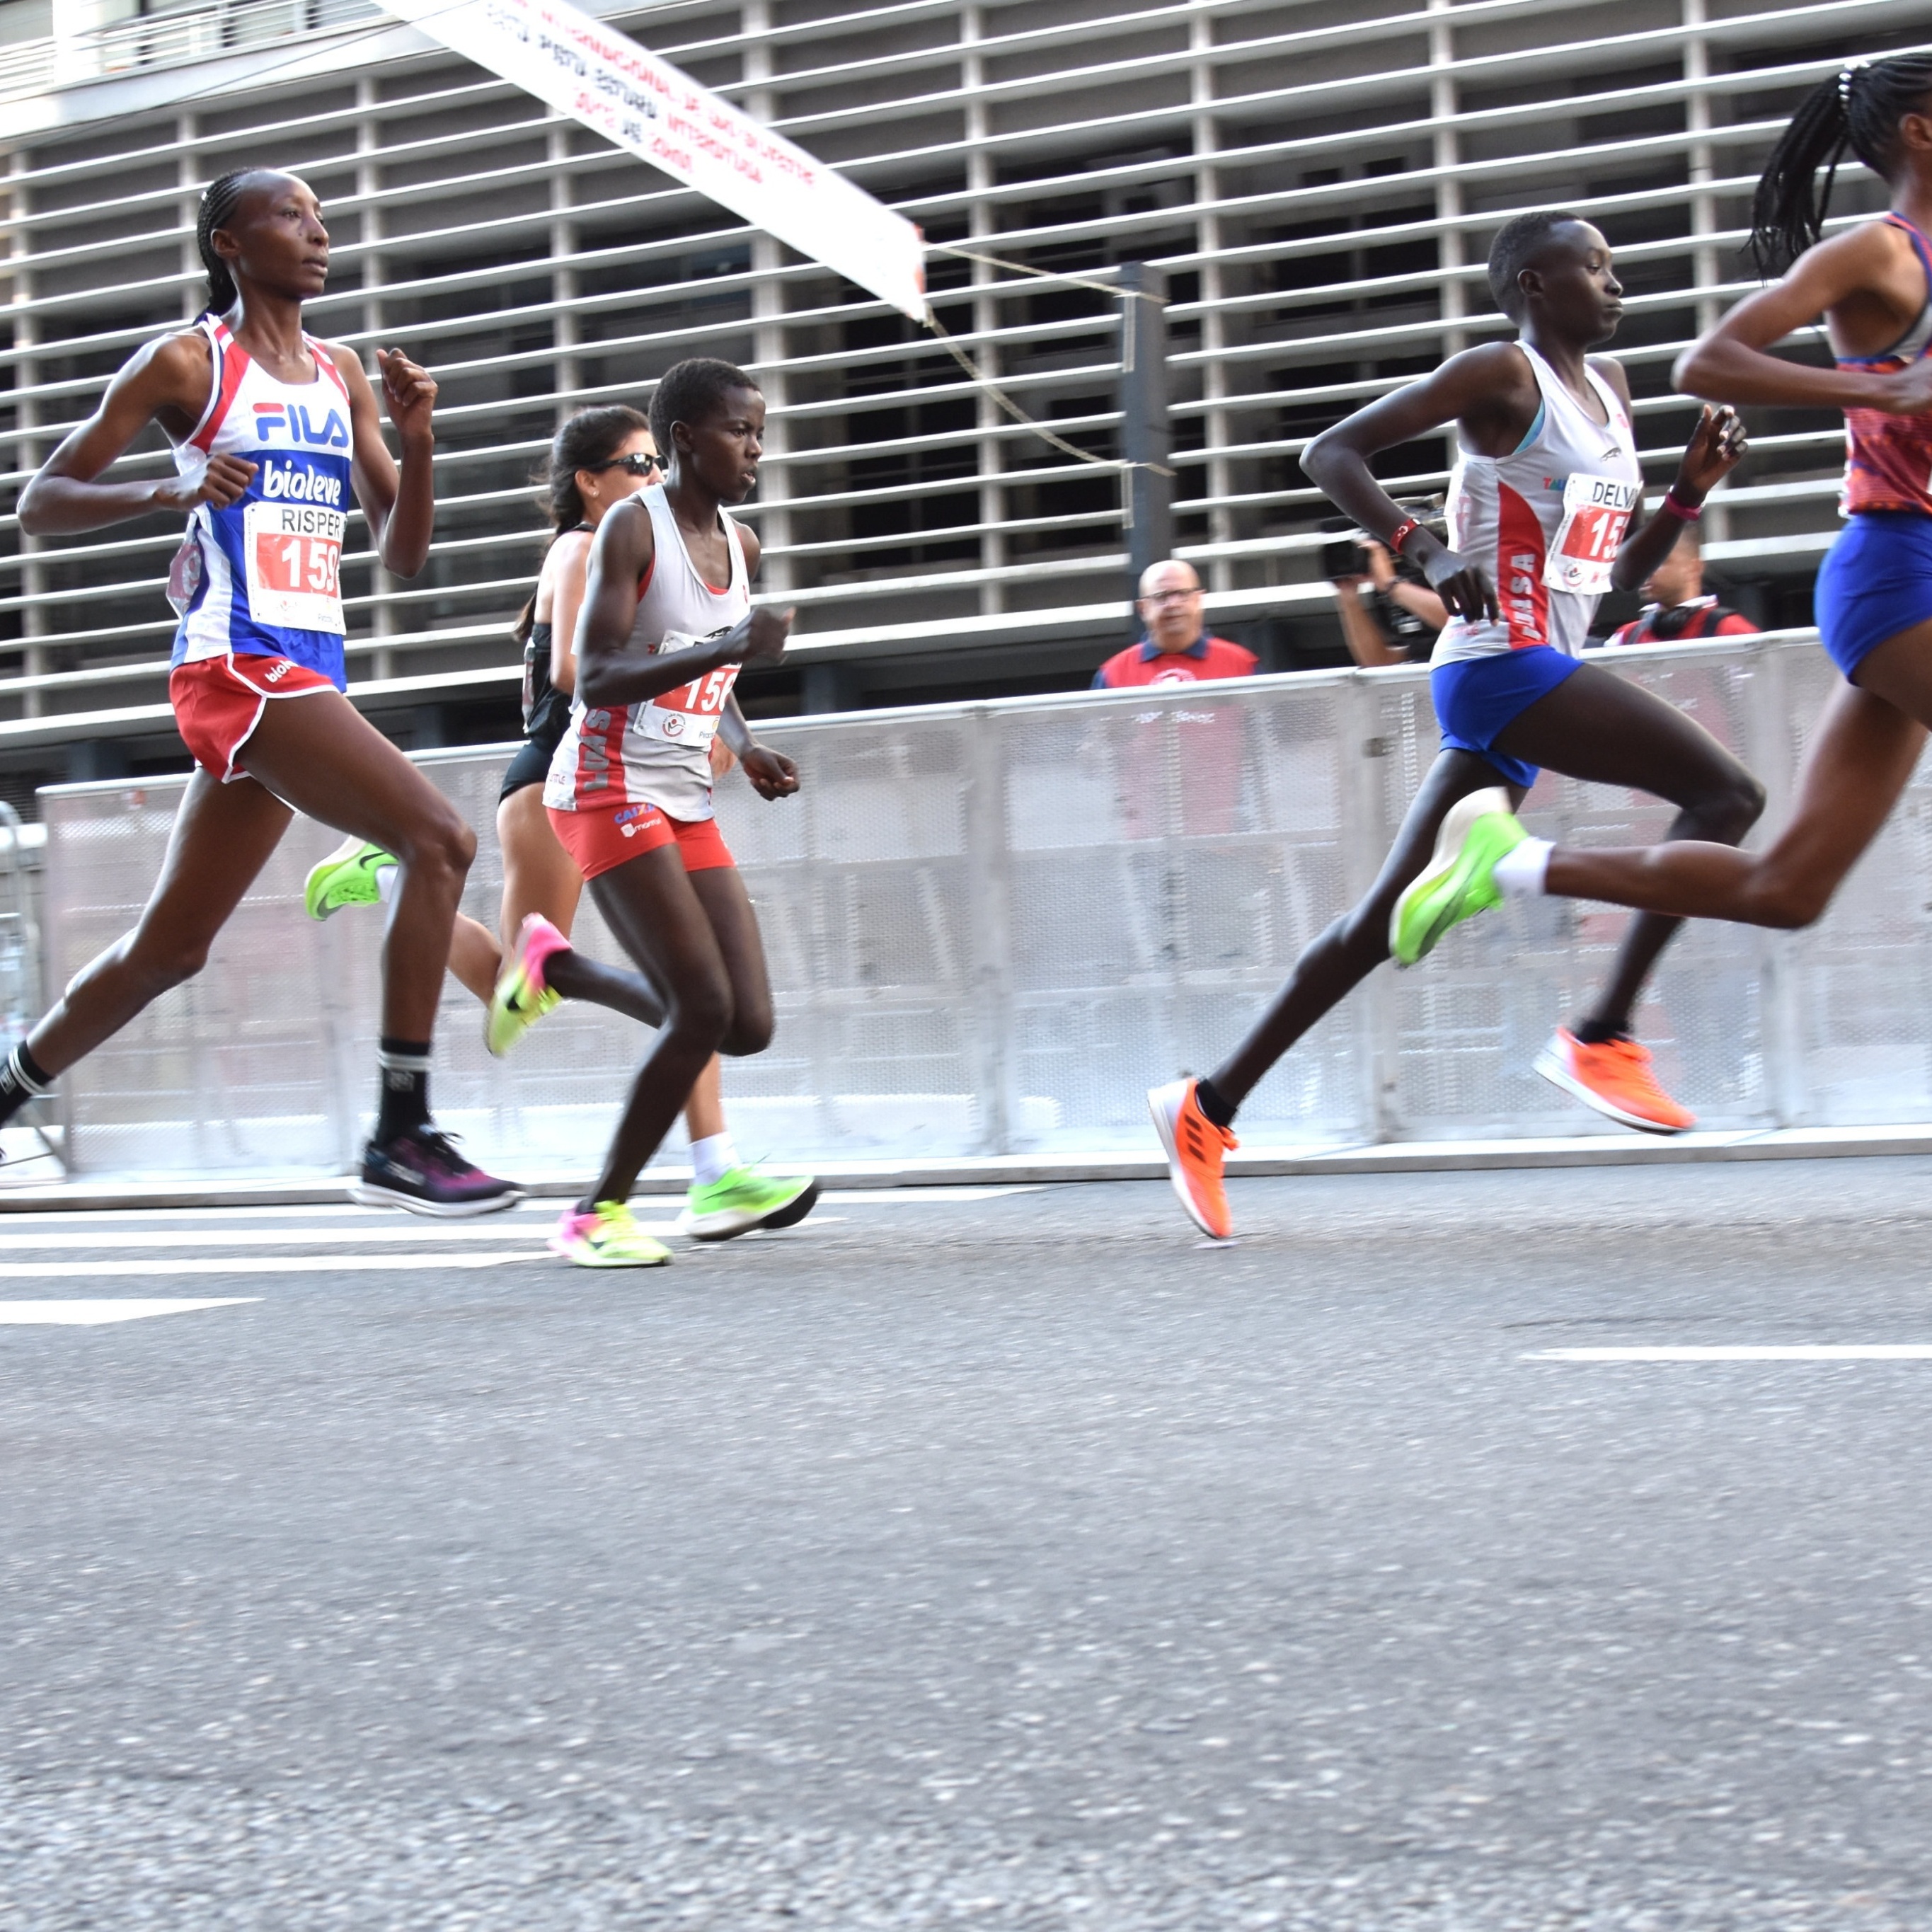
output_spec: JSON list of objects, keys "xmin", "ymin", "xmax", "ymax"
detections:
[
  {"xmin": 1148, "ymin": 1077, "xmax": 1239, "ymax": 1238},
  {"xmin": 1533, "ymin": 1028, "xmax": 1695, "ymax": 1136}
]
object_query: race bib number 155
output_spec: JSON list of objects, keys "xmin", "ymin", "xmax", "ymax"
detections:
[
  {"xmin": 1544, "ymin": 473, "xmax": 1639, "ymax": 597},
  {"xmin": 243, "ymin": 501, "xmax": 346, "ymax": 634}
]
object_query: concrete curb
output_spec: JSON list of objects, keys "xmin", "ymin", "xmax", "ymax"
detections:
[{"xmin": 6, "ymin": 1124, "xmax": 1932, "ymax": 1212}]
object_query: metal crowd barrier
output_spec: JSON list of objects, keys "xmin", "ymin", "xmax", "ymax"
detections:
[{"xmin": 35, "ymin": 630, "xmax": 1932, "ymax": 1180}]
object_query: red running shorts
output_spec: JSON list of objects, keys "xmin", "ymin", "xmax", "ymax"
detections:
[
  {"xmin": 546, "ymin": 799, "xmax": 736, "ymax": 880},
  {"xmin": 169, "ymin": 653, "xmax": 338, "ymax": 783}
]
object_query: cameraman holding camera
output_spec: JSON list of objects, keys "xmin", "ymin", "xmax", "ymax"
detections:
[{"xmin": 1326, "ymin": 522, "xmax": 1449, "ymax": 667}]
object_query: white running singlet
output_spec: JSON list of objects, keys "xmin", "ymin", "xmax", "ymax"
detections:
[
  {"xmin": 166, "ymin": 316, "xmax": 355, "ymax": 684},
  {"xmin": 1431, "ymin": 344, "xmax": 1642, "ymax": 664},
  {"xmin": 546, "ymin": 485, "xmax": 751, "ymax": 823}
]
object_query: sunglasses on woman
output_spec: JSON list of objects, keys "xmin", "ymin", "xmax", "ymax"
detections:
[{"xmin": 594, "ymin": 452, "xmax": 664, "ymax": 475}]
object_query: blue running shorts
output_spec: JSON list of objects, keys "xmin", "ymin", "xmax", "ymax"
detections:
[
  {"xmin": 1815, "ymin": 511, "xmax": 1932, "ymax": 682},
  {"xmin": 1429, "ymin": 645, "xmax": 1582, "ymax": 791}
]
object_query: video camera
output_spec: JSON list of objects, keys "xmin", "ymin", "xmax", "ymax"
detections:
[
  {"xmin": 1320, "ymin": 501, "xmax": 1448, "ymax": 659},
  {"xmin": 1318, "ymin": 502, "xmax": 1445, "ymax": 586}
]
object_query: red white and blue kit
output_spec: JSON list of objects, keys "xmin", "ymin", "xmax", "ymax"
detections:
[
  {"xmin": 544, "ymin": 485, "xmax": 747, "ymax": 879},
  {"xmin": 165, "ymin": 316, "xmax": 352, "ymax": 779},
  {"xmin": 1430, "ymin": 345, "xmax": 1643, "ymax": 788},
  {"xmin": 1814, "ymin": 212, "xmax": 1932, "ymax": 680}
]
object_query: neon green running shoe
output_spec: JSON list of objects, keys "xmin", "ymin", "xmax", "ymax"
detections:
[
  {"xmin": 678, "ymin": 1166, "xmax": 821, "ymax": 1243},
  {"xmin": 485, "ymin": 914, "xmax": 568, "ymax": 1058},
  {"xmin": 548, "ymin": 1200, "xmax": 672, "ymax": 1267},
  {"xmin": 1388, "ymin": 786, "xmax": 1526, "ymax": 967},
  {"xmin": 303, "ymin": 834, "xmax": 396, "ymax": 921}
]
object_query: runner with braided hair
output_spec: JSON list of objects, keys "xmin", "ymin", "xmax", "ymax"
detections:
[
  {"xmin": 1392, "ymin": 54, "xmax": 1932, "ymax": 960},
  {"xmin": 3, "ymin": 168, "xmax": 518, "ymax": 1214}
]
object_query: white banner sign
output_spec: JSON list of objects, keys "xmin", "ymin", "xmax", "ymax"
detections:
[{"xmin": 376, "ymin": 0, "xmax": 928, "ymax": 321}]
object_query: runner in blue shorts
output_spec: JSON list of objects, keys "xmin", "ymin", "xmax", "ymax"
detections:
[
  {"xmin": 1149, "ymin": 209, "xmax": 1754, "ymax": 1239},
  {"xmin": 1395, "ymin": 57, "xmax": 1932, "ymax": 968}
]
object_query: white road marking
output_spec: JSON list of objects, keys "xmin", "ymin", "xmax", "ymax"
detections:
[
  {"xmin": 1526, "ymin": 1345, "xmax": 1932, "ymax": 1362},
  {"xmin": 0, "ymin": 1253, "xmax": 551, "ymax": 1280},
  {"xmin": 2, "ymin": 1225, "xmax": 565, "ymax": 1250},
  {"xmin": 0, "ymin": 1185, "xmax": 1034, "ymax": 1231},
  {"xmin": 820, "ymin": 1187, "xmax": 1041, "ymax": 1204},
  {"xmin": 0, "ymin": 1216, "xmax": 846, "ymax": 1250},
  {"xmin": 0, "ymin": 1298, "xmax": 259, "ymax": 1326}
]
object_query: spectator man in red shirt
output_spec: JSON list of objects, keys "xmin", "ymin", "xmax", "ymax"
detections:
[
  {"xmin": 1093, "ymin": 560, "xmax": 1258, "ymax": 839},
  {"xmin": 1599, "ymin": 525, "xmax": 1760, "ymax": 647},
  {"xmin": 1093, "ymin": 560, "xmax": 1259, "ymax": 687}
]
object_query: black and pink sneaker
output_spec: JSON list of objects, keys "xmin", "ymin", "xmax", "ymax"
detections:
[{"xmin": 349, "ymin": 1126, "xmax": 523, "ymax": 1218}]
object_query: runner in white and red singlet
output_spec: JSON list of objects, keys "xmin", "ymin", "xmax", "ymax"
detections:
[
  {"xmin": 539, "ymin": 359, "xmax": 798, "ymax": 1267},
  {"xmin": 1398, "ymin": 58, "xmax": 1932, "ymax": 971},
  {"xmin": 1149, "ymin": 211, "xmax": 1756, "ymax": 1240},
  {"xmin": 2, "ymin": 168, "xmax": 517, "ymax": 1214}
]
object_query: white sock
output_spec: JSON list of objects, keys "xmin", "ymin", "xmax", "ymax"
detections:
[
  {"xmin": 690, "ymin": 1132, "xmax": 738, "ymax": 1187},
  {"xmin": 1493, "ymin": 836, "xmax": 1552, "ymax": 899},
  {"xmin": 374, "ymin": 860, "xmax": 399, "ymax": 906}
]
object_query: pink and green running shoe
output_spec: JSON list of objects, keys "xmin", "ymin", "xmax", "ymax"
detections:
[{"xmin": 486, "ymin": 914, "xmax": 569, "ymax": 1057}]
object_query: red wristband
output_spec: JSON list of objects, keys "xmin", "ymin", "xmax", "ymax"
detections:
[
  {"xmin": 1661, "ymin": 490, "xmax": 1703, "ymax": 522},
  {"xmin": 1387, "ymin": 516, "xmax": 1422, "ymax": 554}
]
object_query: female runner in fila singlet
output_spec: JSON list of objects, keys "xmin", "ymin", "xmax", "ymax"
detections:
[
  {"xmin": 303, "ymin": 404, "xmax": 817, "ymax": 1238},
  {"xmin": 541, "ymin": 358, "xmax": 795, "ymax": 1267},
  {"xmin": 1150, "ymin": 209, "xmax": 1757, "ymax": 1239},
  {"xmin": 1, "ymin": 168, "xmax": 517, "ymax": 1214},
  {"xmin": 1389, "ymin": 58, "xmax": 1932, "ymax": 965}
]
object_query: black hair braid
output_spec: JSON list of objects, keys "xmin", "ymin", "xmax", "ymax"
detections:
[
  {"xmin": 195, "ymin": 168, "xmax": 263, "ymax": 316},
  {"xmin": 510, "ymin": 404, "xmax": 652, "ymax": 645},
  {"xmin": 1749, "ymin": 53, "xmax": 1932, "ymax": 276}
]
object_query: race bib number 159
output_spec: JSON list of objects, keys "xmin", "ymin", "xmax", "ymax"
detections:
[{"xmin": 243, "ymin": 501, "xmax": 346, "ymax": 633}]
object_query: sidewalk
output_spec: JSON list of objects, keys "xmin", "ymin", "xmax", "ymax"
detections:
[{"xmin": 6, "ymin": 1124, "xmax": 1932, "ymax": 1213}]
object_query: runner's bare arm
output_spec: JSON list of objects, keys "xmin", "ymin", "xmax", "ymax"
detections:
[
  {"xmin": 718, "ymin": 694, "xmax": 800, "ymax": 799},
  {"xmin": 1591, "ymin": 360, "xmax": 1747, "ymax": 593},
  {"xmin": 1675, "ymin": 224, "xmax": 1932, "ymax": 413},
  {"xmin": 546, "ymin": 529, "xmax": 595, "ymax": 698},
  {"xmin": 323, "ymin": 341, "xmax": 437, "ymax": 579},
  {"xmin": 1302, "ymin": 343, "xmax": 1541, "ymax": 623},
  {"xmin": 575, "ymin": 499, "xmax": 792, "ymax": 708},
  {"xmin": 18, "ymin": 332, "xmax": 256, "ymax": 535}
]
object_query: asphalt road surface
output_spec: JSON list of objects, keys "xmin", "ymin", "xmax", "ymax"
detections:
[{"xmin": 6, "ymin": 1161, "xmax": 1932, "ymax": 1930}]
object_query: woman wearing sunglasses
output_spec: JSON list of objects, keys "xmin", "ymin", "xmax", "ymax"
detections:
[{"xmin": 306, "ymin": 405, "xmax": 816, "ymax": 1240}]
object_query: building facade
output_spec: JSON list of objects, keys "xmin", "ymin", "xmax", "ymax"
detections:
[{"xmin": 0, "ymin": 0, "xmax": 1916, "ymax": 809}]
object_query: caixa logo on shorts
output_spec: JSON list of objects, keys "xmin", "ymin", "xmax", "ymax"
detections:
[{"xmin": 614, "ymin": 803, "xmax": 661, "ymax": 840}]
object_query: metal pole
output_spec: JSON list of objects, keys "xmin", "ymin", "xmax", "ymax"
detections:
[{"xmin": 1117, "ymin": 260, "xmax": 1172, "ymax": 630}]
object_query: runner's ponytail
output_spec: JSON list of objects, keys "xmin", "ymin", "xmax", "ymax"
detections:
[
  {"xmin": 195, "ymin": 169, "xmax": 260, "ymax": 316},
  {"xmin": 512, "ymin": 403, "xmax": 652, "ymax": 646},
  {"xmin": 1749, "ymin": 53, "xmax": 1932, "ymax": 275}
]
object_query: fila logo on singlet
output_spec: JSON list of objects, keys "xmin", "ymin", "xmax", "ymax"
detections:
[{"xmin": 252, "ymin": 401, "xmax": 350, "ymax": 449}]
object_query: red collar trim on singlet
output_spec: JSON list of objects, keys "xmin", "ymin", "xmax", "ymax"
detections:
[
  {"xmin": 305, "ymin": 335, "xmax": 351, "ymax": 401},
  {"xmin": 189, "ymin": 322, "xmax": 251, "ymax": 454}
]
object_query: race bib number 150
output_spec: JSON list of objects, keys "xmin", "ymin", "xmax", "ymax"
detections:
[
  {"xmin": 243, "ymin": 501, "xmax": 346, "ymax": 633},
  {"xmin": 1544, "ymin": 473, "xmax": 1639, "ymax": 597}
]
